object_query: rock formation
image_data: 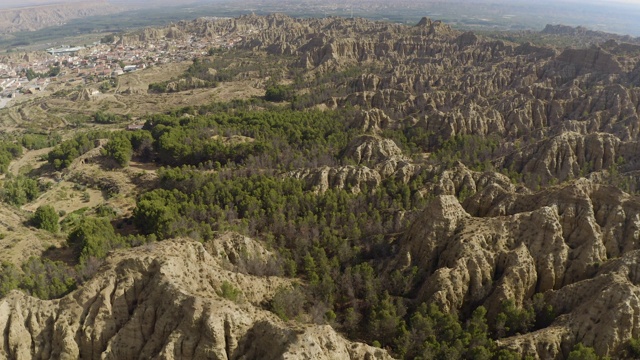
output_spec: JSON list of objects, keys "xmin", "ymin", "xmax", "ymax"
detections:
[
  {"xmin": 9, "ymin": 12, "xmax": 640, "ymax": 359},
  {"xmin": 142, "ymin": 15, "xmax": 640, "ymax": 187},
  {"xmin": 393, "ymin": 177, "xmax": 640, "ymax": 358},
  {"xmin": 0, "ymin": 237, "xmax": 391, "ymax": 360},
  {"xmin": 288, "ymin": 165, "xmax": 382, "ymax": 194}
]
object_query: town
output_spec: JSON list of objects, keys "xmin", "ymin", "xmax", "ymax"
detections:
[{"xmin": 0, "ymin": 17, "xmax": 244, "ymax": 108}]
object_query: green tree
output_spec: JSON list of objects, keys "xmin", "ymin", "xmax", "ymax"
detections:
[
  {"xmin": 25, "ymin": 68, "xmax": 39, "ymax": 80},
  {"xmin": 133, "ymin": 189, "xmax": 183, "ymax": 238},
  {"xmin": 627, "ymin": 337, "xmax": 640, "ymax": 358},
  {"xmin": 2, "ymin": 175, "xmax": 41, "ymax": 206},
  {"xmin": 369, "ymin": 291, "xmax": 403, "ymax": 347},
  {"xmin": 20, "ymin": 257, "xmax": 75, "ymax": 300},
  {"xmin": 265, "ymin": 84, "xmax": 293, "ymax": 102},
  {"xmin": 93, "ymin": 111, "xmax": 120, "ymax": 124},
  {"xmin": 102, "ymin": 134, "xmax": 133, "ymax": 167},
  {"xmin": 0, "ymin": 262, "xmax": 20, "ymax": 297},
  {"xmin": 567, "ymin": 343, "xmax": 599, "ymax": 360},
  {"xmin": 270, "ymin": 286, "xmax": 306, "ymax": 321},
  {"xmin": 303, "ymin": 252, "xmax": 320, "ymax": 285},
  {"xmin": 47, "ymin": 66, "xmax": 61, "ymax": 77},
  {"xmin": 48, "ymin": 132, "xmax": 104, "ymax": 170},
  {"xmin": 68, "ymin": 217, "xmax": 125, "ymax": 262},
  {"xmin": 31, "ymin": 205, "xmax": 59, "ymax": 233},
  {"xmin": 495, "ymin": 298, "xmax": 535, "ymax": 337},
  {"xmin": 21, "ymin": 133, "xmax": 61, "ymax": 150},
  {"xmin": 101, "ymin": 34, "xmax": 115, "ymax": 44},
  {"xmin": 532, "ymin": 293, "xmax": 555, "ymax": 329},
  {"xmin": 465, "ymin": 306, "xmax": 494, "ymax": 359},
  {"xmin": 0, "ymin": 141, "xmax": 23, "ymax": 174}
]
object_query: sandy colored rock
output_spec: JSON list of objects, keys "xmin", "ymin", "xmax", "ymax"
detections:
[
  {"xmin": 396, "ymin": 177, "xmax": 640, "ymax": 357},
  {"xmin": 0, "ymin": 238, "xmax": 392, "ymax": 360}
]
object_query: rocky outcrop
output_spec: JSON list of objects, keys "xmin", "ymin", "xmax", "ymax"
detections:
[
  {"xmin": 342, "ymin": 135, "xmax": 408, "ymax": 166},
  {"xmin": 556, "ymin": 47, "xmax": 622, "ymax": 75},
  {"xmin": 163, "ymin": 77, "xmax": 208, "ymax": 92},
  {"xmin": 69, "ymin": 88, "xmax": 92, "ymax": 102},
  {"xmin": 350, "ymin": 109, "xmax": 397, "ymax": 133},
  {"xmin": 0, "ymin": 238, "xmax": 391, "ymax": 360},
  {"xmin": 204, "ymin": 232, "xmax": 279, "ymax": 276},
  {"xmin": 288, "ymin": 165, "xmax": 382, "ymax": 193},
  {"xmin": 500, "ymin": 132, "xmax": 640, "ymax": 187},
  {"xmin": 123, "ymin": 15, "xmax": 640, "ymax": 177},
  {"xmin": 17, "ymin": 13, "xmax": 640, "ymax": 360},
  {"xmin": 288, "ymin": 135, "xmax": 420, "ymax": 192},
  {"xmin": 466, "ymin": 179, "xmax": 640, "ymax": 260},
  {"xmin": 400, "ymin": 195, "xmax": 572, "ymax": 315},
  {"xmin": 541, "ymin": 24, "xmax": 640, "ymax": 47},
  {"xmin": 422, "ymin": 162, "xmax": 518, "ymax": 199},
  {"xmin": 397, "ymin": 177, "xmax": 640, "ymax": 358},
  {"xmin": 500, "ymin": 250, "xmax": 640, "ymax": 359}
]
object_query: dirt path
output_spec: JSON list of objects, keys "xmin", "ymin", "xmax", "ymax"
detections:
[{"xmin": 8, "ymin": 147, "xmax": 52, "ymax": 176}]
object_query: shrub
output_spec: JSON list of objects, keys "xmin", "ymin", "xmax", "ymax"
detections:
[
  {"xmin": 2, "ymin": 175, "xmax": 41, "ymax": 206},
  {"xmin": 265, "ymin": 84, "xmax": 293, "ymax": 102},
  {"xmin": 627, "ymin": 338, "xmax": 640, "ymax": 358},
  {"xmin": 217, "ymin": 281, "xmax": 242, "ymax": 302},
  {"xmin": 0, "ymin": 262, "xmax": 20, "ymax": 297},
  {"xmin": 93, "ymin": 111, "xmax": 125, "ymax": 124},
  {"xmin": 20, "ymin": 257, "xmax": 76, "ymax": 300},
  {"xmin": 21, "ymin": 133, "xmax": 61, "ymax": 150},
  {"xmin": 102, "ymin": 133, "xmax": 133, "ymax": 167},
  {"xmin": 567, "ymin": 343, "xmax": 599, "ymax": 360},
  {"xmin": 495, "ymin": 299, "xmax": 534, "ymax": 337},
  {"xmin": 48, "ymin": 132, "xmax": 106, "ymax": 170},
  {"xmin": 31, "ymin": 205, "xmax": 59, "ymax": 233},
  {"xmin": 270, "ymin": 286, "xmax": 306, "ymax": 321},
  {"xmin": 67, "ymin": 217, "xmax": 125, "ymax": 262},
  {"xmin": 0, "ymin": 141, "xmax": 23, "ymax": 174}
]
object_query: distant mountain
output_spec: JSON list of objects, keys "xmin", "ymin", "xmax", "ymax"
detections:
[
  {"xmin": 0, "ymin": 0, "xmax": 220, "ymax": 34},
  {"xmin": 541, "ymin": 23, "xmax": 640, "ymax": 45},
  {"xmin": 0, "ymin": 1, "xmax": 122, "ymax": 33},
  {"xmin": 0, "ymin": 0, "xmax": 96, "ymax": 9}
]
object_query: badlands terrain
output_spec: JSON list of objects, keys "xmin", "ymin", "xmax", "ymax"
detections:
[{"xmin": 2, "ymin": 13, "xmax": 640, "ymax": 359}]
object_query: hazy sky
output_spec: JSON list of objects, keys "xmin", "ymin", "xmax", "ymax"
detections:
[
  {"xmin": 2, "ymin": 0, "xmax": 640, "ymax": 7},
  {"xmin": 2, "ymin": 0, "xmax": 640, "ymax": 3}
]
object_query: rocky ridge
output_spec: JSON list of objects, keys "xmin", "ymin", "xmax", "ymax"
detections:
[
  {"xmin": 0, "ymin": 236, "xmax": 390, "ymax": 359},
  {"xmin": 388, "ymin": 174, "xmax": 640, "ymax": 358},
  {"xmin": 140, "ymin": 14, "xmax": 640, "ymax": 190}
]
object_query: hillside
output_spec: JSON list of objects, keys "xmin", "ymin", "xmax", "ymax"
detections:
[
  {"xmin": 2, "ymin": 13, "xmax": 640, "ymax": 359},
  {"xmin": 0, "ymin": 1, "xmax": 120, "ymax": 33},
  {"xmin": 0, "ymin": 237, "xmax": 390, "ymax": 359}
]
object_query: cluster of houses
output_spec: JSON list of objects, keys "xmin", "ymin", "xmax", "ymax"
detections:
[{"xmin": 0, "ymin": 19, "xmax": 250, "ymax": 105}]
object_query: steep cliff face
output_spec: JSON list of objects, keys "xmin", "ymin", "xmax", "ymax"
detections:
[
  {"xmin": 287, "ymin": 134, "xmax": 419, "ymax": 193},
  {"xmin": 500, "ymin": 250, "xmax": 640, "ymax": 359},
  {"xmin": 288, "ymin": 165, "xmax": 382, "ymax": 194},
  {"xmin": 395, "ymin": 178, "xmax": 640, "ymax": 358},
  {"xmin": 500, "ymin": 132, "xmax": 640, "ymax": 186},
  {"xmin": 0, "ymin": 238, "xmax": 391, "ymax": 360}
]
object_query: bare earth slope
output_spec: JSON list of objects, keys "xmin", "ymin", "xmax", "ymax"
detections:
[
  {"xmin": 0, "ymin": 237, "xmax": 390, "ymax": 360},
  {"xmin": 390, "ymin": 177, "xmax": 640, "ymax": 358}
]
